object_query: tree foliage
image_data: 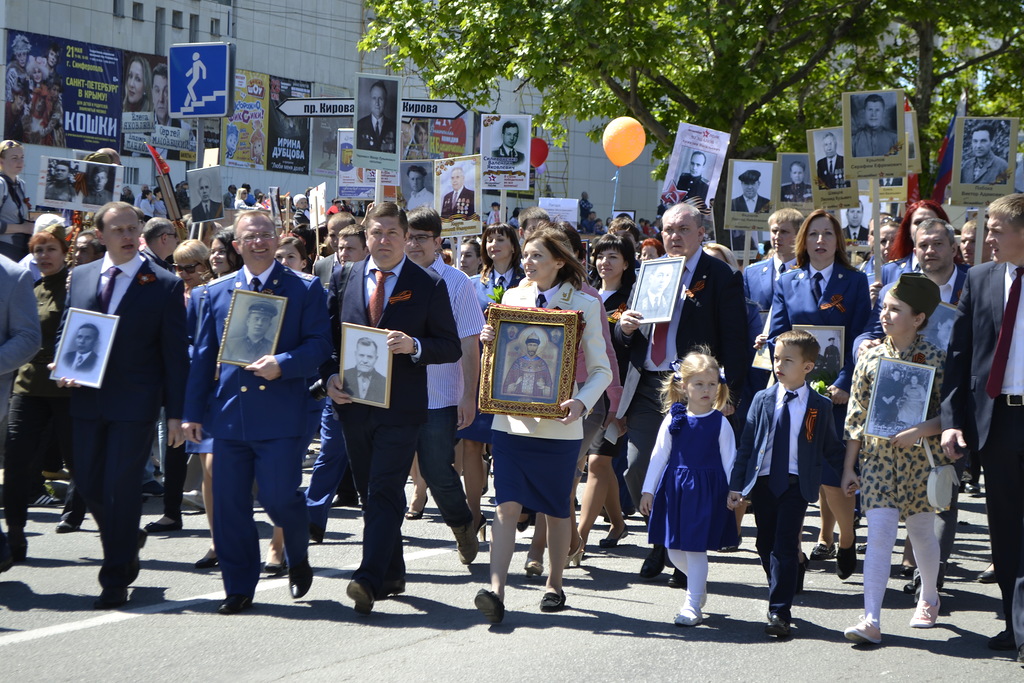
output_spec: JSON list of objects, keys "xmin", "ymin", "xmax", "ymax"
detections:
[{"xmin": 362, "ymin": 1, "xmax": 1024, "ymax": 198}]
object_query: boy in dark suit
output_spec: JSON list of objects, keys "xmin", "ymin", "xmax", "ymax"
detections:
[{"xmin": 729, "ymin": 330, "xmax": 844, "ymax": 637}]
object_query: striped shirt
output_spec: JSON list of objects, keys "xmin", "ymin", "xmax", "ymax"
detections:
[{"xmin": 427, "ymin": 255, "xmax": 485, "ymax": 409}]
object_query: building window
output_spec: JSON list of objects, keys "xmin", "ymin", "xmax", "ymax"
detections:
[
  {"xmin": 155, "ymin": 8, "xmax": 165, "ymax": 55},
  {"xmin": 113, "ymin": 0, "xmax": 125, "ymax": 18},
  {"xmin": 123, "ymin": 167, "xmax": 140, "ymax": 186},
  {"xmin": 189, "ymin": 14, "xmax": 199, "ymax": 42},
  {"xmin": 210, "ymin": 18, "xmax": 221, "ymax": 36},
  {"xmin": 172, "ymin": 10, "xmax": 183, "ymax": 29},
  {"xmin": 132, "ymin": 2, "xmax": 143, "ymax": 21}
]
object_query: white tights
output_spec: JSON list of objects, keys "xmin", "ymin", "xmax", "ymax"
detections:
[
  {"xmin": 667, "ymin": 549, "xmax": 708, "ymax": 611},
  {"xmin": 863, "ymin": 508, "xmax": 940, "ymax": 627}
]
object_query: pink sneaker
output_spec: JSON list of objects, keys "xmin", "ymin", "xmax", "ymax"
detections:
[
  {"xmin": 909, "ymin": 598, "xmax": 940, "ymax": 628},
  {"xmin": 844, "ymin": 618, "xmax": 882, "ymax": 644}
]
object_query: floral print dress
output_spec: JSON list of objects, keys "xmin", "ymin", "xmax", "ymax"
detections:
[{"xmin": 844, "ymin": 336, "xmax": 950, "ymax": 520}]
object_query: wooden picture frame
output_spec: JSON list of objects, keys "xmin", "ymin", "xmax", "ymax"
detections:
[
  {"xmin": 50, "ymin": 308, "xmax": 120, "ymax": 389},
  {"xmin": 865, "ymin": 358, "xmax": 936, "ymax": 439},
  {"xmin": 339, "ymin": 323, "xmax": 393, "ymax": 409},
  {"xmin": 217, "ymin": 290, "xmax": 288, "ymax": 367},
  {"xmin": 793, "ymin": 324, "xmax": 845, "ymax": 386},
  {"xmin": 479, "ymin": 304, "xmax": 583, "ymax": 418},
  {"xmin": 630, "ymin": 256, "xmax": 685, "ymax": 324}
]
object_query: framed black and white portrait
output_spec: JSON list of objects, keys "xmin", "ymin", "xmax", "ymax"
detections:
[
  {"xmin": 340, "ymin": 323, "xmax": 393, "ymax": 409},
  {"xmin": 631, "ymin": 257, "xmax": 685, "ymax": 324},
  {"xmin": 793, "ymin": 324, "xmax": 844, "ymax": 385},
  {"xmin": 187, "ymin": 165, "xmax": 225, "ymax": 223},
  {"xmin": 50, "ymin": 308, "xmax": 119, "ymax": 389},
  {"xmin": 400, "ymin": 160, "xmax": 434, "ymax": 211},
  {"xmin": 865, "ymin": 358, "xmax": 935, "ymax": 439},
  {"xmin": 482, "ymin": 114, "xmax": 531, "ymax": 191},
  {"xmin": 36, "ymin": 156, "xmax": 123, "ymax": 213},
  {"xmin": 842, "ymin": 89, "xmax": 907, "ymax": 180},
  {"xmin": 777, "ymin": 152, "xmax": 814, "ymax": 208},
  {"xmin": 921, "ymin": 302, "xmax": 957, "ymax": 352},
  {"xmin": 218, "ymin": 290, "xmax": 288, "ymax": 367},
  {"xmin": 951, "ymin": 117, "xmax": 1019, "ymax": 206},
  {"xmin": 353, "ymin": 73, "xmax": 402, "ymax": 173}
]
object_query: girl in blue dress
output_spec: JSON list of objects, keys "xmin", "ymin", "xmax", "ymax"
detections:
[{"xmin": 639, "ymin": 350, "xmax": 738, "ymax": 627}]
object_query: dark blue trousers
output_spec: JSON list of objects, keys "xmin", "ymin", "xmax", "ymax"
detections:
[
  {"xmin": 304, "ymin": 403, "xmax": 349, "ymax": 530},
  {"xmin": 212, "ymin": 436, "xmax": 310, "ymax": 598},
  {"xmin": 750, "ymin": 475, "xmax": 809, "ymax": 622}
]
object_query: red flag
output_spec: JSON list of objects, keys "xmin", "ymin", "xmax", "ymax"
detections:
[{"xmin": 146, "ymin": 143, "xmax": 171, "ymax": 176}]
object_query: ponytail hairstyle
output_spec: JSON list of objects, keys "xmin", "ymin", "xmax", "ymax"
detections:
[{"xmin": 660, "ymin": 347, "xmax": 730, "ymax": 412}]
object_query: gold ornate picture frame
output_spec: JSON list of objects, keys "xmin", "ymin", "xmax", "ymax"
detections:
[{"xmin": 479, "ymin": 304, "xmax": 583, "ymax": 418}]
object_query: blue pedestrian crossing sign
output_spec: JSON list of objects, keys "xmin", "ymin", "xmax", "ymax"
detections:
[{"xmin": 168, "ymin": 42, "xmax": 234, "ymax": 118}]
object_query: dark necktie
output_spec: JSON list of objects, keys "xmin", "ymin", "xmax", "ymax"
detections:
[
  {"xmin": 779, "ymin": 263, "xmax": 787, "ymax": 276},
  {"xmin": 99, "ymin": 266, "xmax": 121, "ymax": 314},
  {"xmin": 251, "ymin": 277, "xmax": 262, "ymax": 293},
  {"xmin": 536, "ymin": 293, "xmax": 547, "ymax": 308},
  {"xmin": 828, "ymin": 159, "xmax": 833, "ymax": 175},
  {"xmin": 369, "ymin": 269, "xmax": 392, "ymax": 326},
  {"xmin": 986, "ymin": 266, "xmax": 1024, "ymax": 399},
  {"xmin": 812, "ymin": 272, "xmax": 824, "ymax": 302},
  {"xmin": 497, "ymin": 275, "xmax": 506, "ymax": 288},
  {"xmin": 770, "ymin": 391, "xmax": 797, "ymax": 496}
]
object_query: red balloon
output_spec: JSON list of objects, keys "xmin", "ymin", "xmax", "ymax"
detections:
[{"xmin": 530, "ymin": 138, "xmax": 549, "ymax": 167}]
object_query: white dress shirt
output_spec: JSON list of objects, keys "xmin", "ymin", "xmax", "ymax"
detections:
[
  {"xmin": 1001, "ymin": 264, "xmax": 1024, "ymax": 394},
  {"xmin": 98, "ymin": 253, "xmax": 145, "ymax": 314},
  {"xmin": 758, "ymin": 383, "xmax": 810, "ymax": 477}
]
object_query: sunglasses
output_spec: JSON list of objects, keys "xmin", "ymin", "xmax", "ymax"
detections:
[{"xmin": 174, "ymin": 263, "xmax": 201, "ymax": 274}]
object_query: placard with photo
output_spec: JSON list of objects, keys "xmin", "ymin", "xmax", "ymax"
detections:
[
  {"xmin": 50, "ymin": 308, "xmax": 119, "ymax": 389},
  {"xmin": 186, "ymin": 165, "xmax": 224, "ymax": 223},
  {"xmin": 724, "ymin": 159, "xmax": 777, "ymax": 230},
  {"xmin": 434, "ymin": 155, "xmax": 482, "ymax": 238},
  {"xmin": 840, "ymin": 196, "xmax": 873, "ymax": 246},
  {"xmin": 481, "ymin": 114, "xmax": 531, "ymax": 191},
  {"xmin": 807, "ymin": 127, "xmax": 860, "ymax": 210},
  {"xmin": 906, "ymin": 109, "xmax": 922, "ymax": 174},
  {"xmin": 399, "ymin": 160, "xmax": 434, "ymax": 211},
  {"xmin": 218, "ymin": 290, "xmax": 288, "ymax": 367},
  {"xmin": 920, "ymin": 302, "xmax": 957, "ymax": 351},
  {"xmin": 660, "ymin": 122, "xmax": 731, "ymax": 207},
  {"xmin": 951, "ymin": 116, "xmax": 1019, "ymax": 206},
  {"xmin": 340, "ymin": 323, "xmax": 393, "ymax": 409},
  {"xmin": 537, "ymin": 197, "xmax": 578, "ymax": 229},
  {"xmin": 865, "ymin": 358, "xmax": 935, "ymax": 439},
  {"xmin": 37, "ymin": 156, "xmax": 122, "ymax": 212},
  {"xmin": 630, "ymin": 257, "xmax": 685, "ymax": 324},
  {"xmin": 352, "ymin": 73, "xmax": 402, "ymax": 173},
  {"xmin": 842, "ymin": 89, "xmax": 907, "ymax": 180},
  {"xmin": 876, "ymin": 175, "xmax": 907, "ymax": 203},
  {"xmin": 777, "ymin": 152, "xmax": 814, "ymax": 212},
  {"xmin": 793, "ymin": 324, "xmax": 844, "ymax": 386}
]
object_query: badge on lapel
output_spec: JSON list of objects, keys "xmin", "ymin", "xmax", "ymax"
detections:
[{"xmin": 137, "ymin": 273, "xmax": 156, "ymax": 285}]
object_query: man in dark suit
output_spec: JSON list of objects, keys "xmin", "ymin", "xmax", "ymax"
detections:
[
  {"xmin": 615, "ymin": 201, "xmax": 748, "ymax": 581},
  {"xmin": 490, "ymin": 120, "xmax": 524, "ymax": 163},
  {"xmin": 54, "ymin": 202, "xmax": 188, "ymax": 609},
  {"xmin": 941, "ymin": 194, "xmax": 1024, "ymax": 657},
  {"xmin": 844, "ymin": 203, "xmax": 868, "ymax": 242},
  {"xmin": 440, "ymin": 166, "xmax": 475, "ymax": 219},
  {"xmin": 729, "ymin": 330, "xmax": 844, "ymax": 637},
  {"xmin": 815, "ymin": 131, "xmax": 846, "ymax": 189},
  {"xmin": 61, "ymin": 323, "xmax": 100, "ymax": 372},
  {"xmin": 183, "ymin": 211, "xmax": 332, "ymax": 615},
  {"xmin": 324, "ymin": 201, "xmax": 461, "ymax": 614},
  {"xmin": 190, "ymin": 174, "xmax": 223, "ymax": 223},
  {"xmin": 731, "ymin": 169, "xmax": 771, "ymax": 213},
  {"xmin": 141, "ymin": 217, "xmax": 179, "ymax": 272},
  {"xmin": 355, "ymin": 80, "xmax": 397, "ymax": 153},
  {"xmin": 313, "ymin": 213, "xmax": 361, "ymax": 287},
  {"xmin": 343, "ymin": 336, "xmax": 387, "ymax": 403},
  {"xmin": 675, "ymin": 151, "xmax": 710, "ymax": 203}
]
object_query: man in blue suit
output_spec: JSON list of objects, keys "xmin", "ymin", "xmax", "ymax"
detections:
[
  {"xmin": 324, "ymin": 202, "xmax": 462, "ymax": 614},
  {"xmin": 743, "ymin": 208, "xmax": 801, "ymax": 313},
  {"xmin": 183, "ymin": 211, "xmax": 332, "ymax": 615},
  {"xmin": 54, "ymin": 202, "xmax": 188, "ymax": 608},
  {"xmin": 729, "ymin": 330, "xmax": 844, "ymax": 638}
]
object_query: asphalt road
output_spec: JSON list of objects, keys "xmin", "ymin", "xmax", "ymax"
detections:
[{"xmin": 0, "ymin": 472, "xmax": 1018, "ymax": 681}]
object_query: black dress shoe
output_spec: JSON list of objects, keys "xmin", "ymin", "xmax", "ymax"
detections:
[
  {"xmin": 667, "ymin": 568, "xmax": 688, "ymax": 589},
  {"xmin": 796, "ymin": 556, "xmax": 809, "ymax": 595},
  {"xmin": 143, "ymin": 519, "xmax": 182, "ymax": 533},
  {"xmin": 194, "ymin": 555, "xmax": 219, "ymax": 569},
  {"xmin": 288, "ymin": 559, "xmax": 313, "ymax": 599},
  {"xmin": 264, "ymin": 562, "xmax": 287, "ymax": 577},
  {"xmin": 1017, "ymin": 644, "xmax": 1024, "ymax": 664},
  {"xmin": 309, "ymin": 522, "xmax": 325, "ymax": 544},
  {"xmin": 0, "ymin": 543, "xmax": 12, "ymax": 573},
  {"xmin": 8, "ymin": 528, "xmax": 26, "ymax": 563},
  {"xmin": 347, "ymin": 579, "xmax": 375, "ymax": 615},
  {"xmin": 539, "ymin": 590, "xmax": 567, "ymax": 612},
  {"xmin": 977, "ymin": 567, "xmax": 997, "ymax": 584},
  {"xmin": 55, "ymin": 520, "xmax": 80, "ymax": 534},
  {"xmin": 836, "ymin": 545, "xmax": 857, "ymax": 580},
  {"xmin": 474, "ymin": 589, "xmax": 504, "ymax": 623},
  {"xmin": 218, "ymin": 594, "xmax": 253, "ymax": 615},
  {"xmin": 765, "ymin": 613, "xmax": 791, "ymax": 638},
  {"xmin": 94, "ymin": 587, "xmax": 129, "ymax": 609},
  {"xmin": 989, "ymin": 628, "xmax": 1016, "ymax": 651},
  {"xmin": 379, "ymin": 578, "xmax": 406, "ymax": 599},
  {"xmin": 639, "ymin": 545, "xmax": 667, "ymax": 579},
  {"xmin": 138, "ymin": 529, "xmax": 148, "ymax": 550}
]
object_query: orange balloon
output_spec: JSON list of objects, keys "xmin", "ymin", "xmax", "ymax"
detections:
[{"xmin": 602, "ymin": 117, "xmax": 646, "ymax": 167}]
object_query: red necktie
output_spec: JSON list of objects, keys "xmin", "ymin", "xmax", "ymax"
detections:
[
  {"xmin": 650, "ymin": 323, "xmax": 669, "ymax": 366},
  {"xmin": 369, "ymin": 269, "xmax": 392, "ymax": 326},
  {"xmin": 986, "ymin": 266, "xmax": 1024, "ymax": 399}
]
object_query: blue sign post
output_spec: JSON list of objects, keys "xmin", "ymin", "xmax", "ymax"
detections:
[{"xmin": 168, "ymin": 42, "xmax": 234, "ymax": 119}]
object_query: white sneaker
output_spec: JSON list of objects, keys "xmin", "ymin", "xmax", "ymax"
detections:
[
  {"xmin": 909, "ymin": 598, "xmax": 939, "ymax": 628},
  {"xmin": 674, "ymin": 606, "xmax": 702, "ymax": 627},
  {"xmin": 844, "ymin": 617, "xmax": 882, "ymax": 644}
]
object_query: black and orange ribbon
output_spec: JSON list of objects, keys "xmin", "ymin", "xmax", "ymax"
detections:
[
  {"xmin": 804, "ymin": 408, "xmax": 818, "ymax": 441},
  {"xmin": 819, "ymin": 294, "xmax": 845, "ymax": 313},
  {"xmin": 389, "ymin": 290, "xmax": 413, "ymax": 304}
]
